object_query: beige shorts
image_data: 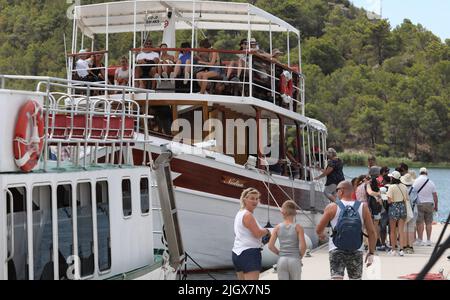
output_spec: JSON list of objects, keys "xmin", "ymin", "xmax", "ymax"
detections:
[
  {"xmin": 417, "ymin": 203, "xmax": 434, "ymax": 225},
  {"xmin": 324, "ymin": 184, "xmax": 337, "ymax": 200}
]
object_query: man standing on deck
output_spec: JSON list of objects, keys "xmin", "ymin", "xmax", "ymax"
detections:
[
  {"xmin": 413, "ymin": 168, "xmax": 439, "ymax": 246},
  {"xmin": 314, "ymin": 148, "xmax": 345, "ymax": 202},
  {"xmin": 316, "ymin": 181, "xmax": 376, "ymax": 280}
]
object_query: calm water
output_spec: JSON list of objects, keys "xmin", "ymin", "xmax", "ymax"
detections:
[{"xmin": 344, "ymin": 166, "xmax": 449, "ymax": 222}]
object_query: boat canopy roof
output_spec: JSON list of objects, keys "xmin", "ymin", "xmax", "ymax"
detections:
[{"xmin": 74, "ymin": 0, "xmax": 300, "ymax": 38}]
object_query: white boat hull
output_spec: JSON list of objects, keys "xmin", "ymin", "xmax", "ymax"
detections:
[{"xmin": 153, "ymin": 187, "xmax": 322, "ymax": 271}]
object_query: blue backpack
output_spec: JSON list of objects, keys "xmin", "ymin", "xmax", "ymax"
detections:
[{"xmin": 332, "ymin": 201, "xmax": 363, "ymax": 251}]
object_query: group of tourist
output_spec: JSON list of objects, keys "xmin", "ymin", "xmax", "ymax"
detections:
[
  {"xmin": 74, "ymin": 37, "xmax": 285, "ymax": 95},
  {"xmin": 231, "ymin": 152, "xmax": 439, "ymax": 280}
]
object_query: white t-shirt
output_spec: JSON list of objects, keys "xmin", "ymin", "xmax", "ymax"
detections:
[
  {"xmin": 413, "ymin": 175, "xmax": 437, "ymax": 204},
  {"xmin": 329, "ymin": 200, "xmax": 365, "ymax": 252},
  {"xmin": 136, "ymin": 51, "xmax": 159, "ymax": 62},
  {"xmin": 76, "ymin": 58, "xmax": 91, "ymax": 78}
]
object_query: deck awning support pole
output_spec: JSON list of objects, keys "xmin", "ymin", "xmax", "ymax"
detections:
[
  {"xmin": 301, "ymin": 125, "xmax": 307, "ymax": 180},
  {"xmin": 190, "ymin": 0, "xmax": 196, "ymax": 94},
  {"xmin": 105, "ymin": 4, "xmax": 109, "ymax": 95},
  {"xmin": 269, "ymin": 22, "xmax": 275, "ymax": 104},
  {"xmin": 256, "ymin": 107, "xmax": 262, "ymax": 170},
  {"xmin": 298, "ymin": 31, "xmax": 305, "ymax": 115},
  {"xmin": 247, "ymin": 5, "xmax": 253, "ymax": 98},
  {"xmin": 287, "ymin": 29, "xmax": 290, "ymax": 67}
]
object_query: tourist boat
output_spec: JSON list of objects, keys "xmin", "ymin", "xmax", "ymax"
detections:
[
  {"xmin": 0, "ymin": 75, "xmax": 185, "ymax": 280},
  {"xmin": 20, "ymin": 0, "xmax": 329, "ymax": 271}
]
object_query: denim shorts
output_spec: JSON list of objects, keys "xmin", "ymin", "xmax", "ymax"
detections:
[{"xmin": 232, "ymin": 248, "xmax": 262, "ymax": 273}]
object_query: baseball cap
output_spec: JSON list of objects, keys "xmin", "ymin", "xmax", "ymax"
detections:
[
  {"xmin": 272, "ymin": 48, "xmax": 284, "ymax": 56},
  {"xmin": 420, "ymin": 167, "xmax": 428, "ymax": 174},
  {"xmin": 388, "ymin": 171, "xmax": 401, "ymax": 180}
]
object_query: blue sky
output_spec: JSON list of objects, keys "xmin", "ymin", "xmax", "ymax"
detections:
[{"xmin": 351, "ymin": 0, "xmax": 450, "ymax": 41}]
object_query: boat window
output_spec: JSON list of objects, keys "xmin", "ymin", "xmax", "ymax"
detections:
[
  {"xmin": 96, "ymin": 181, "xmax": 111, "ymax": 272},
  {"xmin": 122, "ymin": 179, "xmax": 132, "ymax": 217},
  {"xmin": 57, "ymin": 184, "xmax": 74, "ymax": 280},
  {"xmin": 140, "ymin": 178, "xmax": 150, "ymax": 215},
  {"xmin": 76, "ymin": 182, "xmax": 94, "ymax": 278},
  {"xmin": 32, "ymin": 186, "xmax": 54, "ymax": 280},
  {"xmin": 6, "ymin": 187, "xmax": 28, "ymax": 280}
]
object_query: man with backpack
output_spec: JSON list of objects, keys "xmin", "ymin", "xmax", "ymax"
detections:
[{"xmin": 316, "ymin": 181, "xmax": 377, "ymax": 280}]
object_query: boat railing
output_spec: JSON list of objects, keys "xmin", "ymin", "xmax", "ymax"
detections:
[
  {"xmin": 0, "ymin": 75, "xmax": 156, "ymax": 170},
  {"xmin": 130, "ymin": 47, "xmax": 305, "ymax": 113}
]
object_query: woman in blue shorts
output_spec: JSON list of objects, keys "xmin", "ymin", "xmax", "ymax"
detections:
[{"xmin": 232, "ymin": 188, "xmax": 271, "ymax": 280}]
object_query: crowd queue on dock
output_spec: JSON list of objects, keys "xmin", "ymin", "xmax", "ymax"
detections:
[{"xmin": 232, "ymin": 149, "xmax": 441, "ymax": 280}]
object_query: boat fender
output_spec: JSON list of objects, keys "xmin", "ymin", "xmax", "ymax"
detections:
[{"xmin": 13, "ymin": 100, "xmax": 45, "ymax": 172}]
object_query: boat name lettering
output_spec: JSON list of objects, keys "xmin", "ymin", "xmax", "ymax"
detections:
[{"xmin": 221, "ymin": 176, "xmax": 246, "ymax": 188}]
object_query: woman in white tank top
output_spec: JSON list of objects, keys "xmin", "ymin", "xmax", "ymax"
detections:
[
  {"xmin": 114, "ymin": 56, "xmax": 130, "ymax": 86},
  {"xmin": 232, "ymin": 188, "xmax": 270, "ymax": 280}
]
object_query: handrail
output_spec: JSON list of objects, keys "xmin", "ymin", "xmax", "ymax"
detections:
[
  {"xmin": 5, "ymin": 189, "xmax": 15, "ymax": 263},
  {"xmin": 0, "ymin": 74, "xmax": 150, "ymax": 94},
  {"xmin": 68, "ymin": 50, "xmax": 109, "ymax": 58}
]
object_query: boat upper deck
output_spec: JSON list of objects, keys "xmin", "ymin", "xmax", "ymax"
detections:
[{"xmin": 68, "ymin": 0, "xmax": 313, "ymax": 123}]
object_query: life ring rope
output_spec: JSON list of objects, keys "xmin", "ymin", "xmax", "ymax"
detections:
[{"xmin": 13, "ymin": 100, "xmax": 45, "ymax": 171}]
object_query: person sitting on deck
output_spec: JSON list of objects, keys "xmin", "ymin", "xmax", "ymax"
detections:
[
  {"xmin": 75, "ymin": 49, "xmax": 95, "ymax": 82},
  {"xmin": 226, "ymin": 39, "xmax": 248, "ymax": 82},
  {"xmin": 135, "ymin": 39, "xmax": 160, "ymax": 89},
  {"xmin": 114, "ymin": 56, "xmax": 130, "ymax": 86},
  {"xmin": 157, "ymin": 43, "xmax": 175, "ymax": 84},
  {"xmin": 91, "ymin": 53, "xmax": 106, "ymax": 83},
  {"xmin": 195, "ymin": 39, "xmax": 223, "ymax": 95},
  {"xmin": 170, "ymin": 42, "xmax": 192, "ymax": 85}
]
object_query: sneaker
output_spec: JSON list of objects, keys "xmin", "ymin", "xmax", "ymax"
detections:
[
  {"xmin": 425, "ymin": 240, "xmax": 432, "ymax": 246},
  {"xmin": 230, "ymin": 76, "xmax": 240, "ymax": 83},
  {"xmin": 376, "ymin": 245, "xmax": 386, "ymax": 251},
  {"xmin": 399, "ymin": 249, "xmax": 405, "ymax": 257},
  {"xmin": 162, "ymin": 72, "xmax": 168, "ymax": 79},
  {"xmin": 184, "ymin": 72, "xmax": 190, "ymax": 85},
  {"xmin": 409, "ymin": 247, "xmax": 415, "ymax": 254},
  {"xmin": 388, "ymin": 250, "xmax": 397, "ymax": 256},
  {"xmin": 413, "ymin": 240, "xmax": 423, "ymax": 246}
]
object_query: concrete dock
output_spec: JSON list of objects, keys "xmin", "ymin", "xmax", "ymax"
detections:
[{"xmin": 260, "ymin": 224, "xmax": 450, "ymax": 280}]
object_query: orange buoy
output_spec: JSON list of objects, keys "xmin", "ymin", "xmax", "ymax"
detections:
[{"xmin": 13, "ymin": 100, "xmax": 45, "ymax": 172}]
